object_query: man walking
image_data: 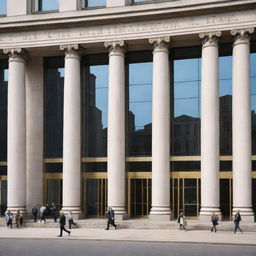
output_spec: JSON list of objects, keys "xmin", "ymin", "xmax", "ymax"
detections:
[
  {"xmin": 105, "ymin": 207, "xmax": 117, "ymax": 230},
  {"xmin": 32, "ymin": 204, "xmax": 38, "ymax": 222},
  {"xmin": 58, "ymin": 212, "xmax": 71, "ymax": 237},
  {"xmin": 211, "ymin": 212, "xmax": 219, "ymax": 232},
  {"xmin": 234, "ymin": 210, "xmax": 243, "ymax": 234}
]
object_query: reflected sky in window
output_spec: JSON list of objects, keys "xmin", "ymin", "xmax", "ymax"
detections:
[
  {"xmin": 40, "ymin": 0, "xmax": 59, "ymax": 11},
  {"xmin": 0, "ymin": 0, "xmax": 6, "ymax": 15},
  {"xmin": 90, "ymin": 65, "xmax": 108, "ymax": 128},
  {"xmin": 174, "ymin": 58, "xmax": 200, "ymax": 118},
  {"xmin": 84, "ymin": 0, "xmax": 106, "ymax": 7},
  {"xmin": 129, "ymin": 62, "xmax": 152, "ymax": 130},
  {"xmin": 251, "ymin": 53, "xmax": 256, "ymax": 111}
]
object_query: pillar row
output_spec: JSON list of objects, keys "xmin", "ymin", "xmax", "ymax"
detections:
[
  {"xmin": 104, "ymin": 41, "xmax": 127, "ymax": 220},
  {"xmin": 60, "ymin": 44, "xmax": 83, "ymax": 218},
  {"xmin": 199, "ymin": 32, "xmax": 222, "ymax": 220},
  {"xmin": 231, "ymin": 28, "xmax": 254, "ymax": 222},
  {"xmin": 4, "ymin": 48, "xmax": 27, "ymax": 214},
  {"xmin": 149, "ymin": 37, "xmax": 172, "ymax": 221}
]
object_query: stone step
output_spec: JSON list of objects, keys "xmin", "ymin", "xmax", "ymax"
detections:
[{"xmin": 1, "ymin": 217, "xmax": 256, "ymax": 231}]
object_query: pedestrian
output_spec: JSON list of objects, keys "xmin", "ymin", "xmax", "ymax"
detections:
[
  {"xmin": 40, "ymin": 205, "xmax": 46, "ymax": 223},
  {"xmin": 58, "ymin": 211, "xmax": 71, "ymax": 237},
  {"xmin": 178, "ymin": 211, "xmax": 186, "ymax": 230},
  {"xmin": 234, "ymin": 210, "xmax": 243, "ymax": 234},
  {"xmin": 50, "ymin": 202, "xmax": 57, "ymax": 223},
  {"xmin": 105, "ymin": 207, "xmax": 117, "ymax": 230},
  {"xmin": 15, "ymin": 210, "xmax": 21, "ymax": 228},
  {"xmin": 5, "ymin": 210, "xmax": 13, "ymax": 228},
  {"xmin": 32, "ymin": 204, "xmax": 38, "ymax": 222},
  {"xmin": 211, "ymin": 212, "xmax": 219, "ymax": 232},
  {"xmin": 68, "ymin": 210, "xmax": 77, "ymax": 229}
]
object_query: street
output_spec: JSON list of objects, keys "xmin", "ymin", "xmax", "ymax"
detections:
[{"xmin": 0, "ymin": 239, "xmax": 255, "ymax": 256}]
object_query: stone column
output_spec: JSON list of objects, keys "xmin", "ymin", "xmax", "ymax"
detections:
[
  {"xmin": 4, "ymin": 48, "xmax": 27, "ymax": 214},
  {"xmin": 60, "ymin": 44, "xmax": 83, "ymax": 218},
  {"xmin": 26, "ymin": 57, "xmax": 44, "ymax": 212},
  {"xmin": 149, "ymin": 37, "xmax": 171, "ymax": 221},
  {"xmin": 199, "ymin": 32, "xmax": 222, "ymax": 221},
  {"xmin": 231, "ymin": 28, "xmax": 254, "ymax": 222},
  {"xmin": 104, "ymin": 41, "xmax": 127, "ymax": 220}
]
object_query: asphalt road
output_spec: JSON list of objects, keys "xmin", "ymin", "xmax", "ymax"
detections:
[{"xmin": 0, "ymin": 239, "xmax": 256, "ymax": 256}]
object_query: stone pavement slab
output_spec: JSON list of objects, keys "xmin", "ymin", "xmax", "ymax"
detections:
[{"xmin": 0, "ymin": 227, "xmax": 255, "ymax": 246}]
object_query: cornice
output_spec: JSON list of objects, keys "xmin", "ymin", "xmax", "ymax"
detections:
[{"xmin": 0, "ymin": 0, "xmax": 256, "ymax": 32}]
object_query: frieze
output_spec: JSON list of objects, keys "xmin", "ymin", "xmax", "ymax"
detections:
[{"xmin": 0, "ymin": 10, "xmax": 255, "ymax": 49}]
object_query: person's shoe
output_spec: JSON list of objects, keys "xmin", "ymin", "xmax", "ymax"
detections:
[
  {"xmin": 68, "ymin": 231, "xmax": 71, "ymax": 236},
  {"xmin": 58, "ymin": 235, "xmax": 62, "ymax": 237},
  {"xmin": 115, "ymin": 225, "xmax": 117, "ymax": 230},
  {"xmin": 105, "ymin": 228, "xmax": 109, "ymax": 230}
]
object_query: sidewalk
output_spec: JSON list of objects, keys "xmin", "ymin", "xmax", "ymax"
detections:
[{"xmin": 0, "ymin": 226, "xmax": 255, "ymax": 246}]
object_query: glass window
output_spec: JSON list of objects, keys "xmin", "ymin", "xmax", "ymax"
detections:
[
  {"xmin": 81, "ymin": 0, "xmax": 106, "ymax": 8},
  {"xmin": 44, "ymin": 57, "xmax": 64, "ymax": 158},
  {"xmin": 82, "ymin": 58, "xmax": 108, "ymax": 157},
  {"xmin": 128, "ymin": 60, "xmax": 152, "ymax": 156},
  {"xmin": 219, "ymin": 55, "xmax": 232, "ymax": 155},
  {"xmin": 35, "ymin": 0, "xmax": 59, "ymax": 12},
  {"xmin": 0, "ymin": 61, "xmax": 8, "ymax": 162},
  {"xmin": 173, "ymin": 57, "xmax": 201, "ymax": 156},
  {"xmin": 81, "ymin": 162, "xmax": 107, "ymax": 172},
  {"xmin": 0, "ymin": 0, "xmax": 7, "ymax": 15}
]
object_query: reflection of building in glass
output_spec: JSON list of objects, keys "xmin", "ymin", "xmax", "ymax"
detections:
[
  {"xmin": 252, "ymin": 110, "xmax": 256, "ymax": 154},
  {"xmin": 83, "ymin": 72, "xmax": 107, "ymax": 157},
  {"xmin": 0, "ymin": 67, "xmax": 7, "ymax": 162},
  {"xmin": 173, "ymin": 115, "xmax": 200, "ymax": 156},
  {"xmin": 220, "ymin": 95, "xmax": 232, "ymax": 155},
  {"xmin": 128, "ymin": 110, "xmax": 152, "ymax": 156},
  {"xmin": 45, "ymin": 68, "xmax": 64, "ymax": 158}
]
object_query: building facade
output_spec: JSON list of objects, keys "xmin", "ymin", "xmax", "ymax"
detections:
[{"xmin": 0, "ymin": 0, "xmax": 256, "ymax": 221}]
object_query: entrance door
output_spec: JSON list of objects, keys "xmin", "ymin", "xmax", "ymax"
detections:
[
  {"xmin": 172, "ymin": 178, "xmax": 200, "ymax": 218},
  {"xmin": 129, "ymin": 178, "xmax": 151, "ymax": 218},
  {"xmin": 0, "ymin": 180, "xmax": 7, "ymax": 216},
  {"xmin": 83, "ymin": 178, "xmax": 107, "ymax": 217},
  {"xmin": 220, "ymin": 179, "xmax": 232, "ymax": 220}
]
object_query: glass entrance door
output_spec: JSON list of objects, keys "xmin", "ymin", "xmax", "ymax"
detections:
[
  {"xmin": 83, "ymin": 178, "xmax": 107, "ymax": 217},
  {"xmin": 171, "ymin": 178, "xmax": 200, "ymax": 219},
  {"xmin": 220, "ymin": 179, "xmax": 232, "ymax": 220},
  {"xmin": 129, "ymin": 178, "xmax": 151, "ymax": 218}
]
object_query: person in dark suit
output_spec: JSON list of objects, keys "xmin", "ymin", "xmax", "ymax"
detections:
[
  {"xmin": 58, "ymin": 212, "xmax": 71, "ymax": 237},
  {"xmin": 234, "ymin": 210, "xmax": 243, "ymax": 234},
  {"xmin": 105, "ymin": 207, "xmax": 117, "ymax": 230},
  {"xmin": 210, "ymin": 212, "xmax": 219, "ymax": 232},
  {"xmin": 32, "ymin": 204, "xmax": 38, "ymax": 222}
]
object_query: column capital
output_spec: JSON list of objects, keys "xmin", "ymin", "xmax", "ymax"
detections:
[
  {"xmin": 3, "ymin": 48, "xmax": 27, "ymax": 62},
  {"xmin": 104, "ymin": 41, "xmax": 126, "ymax": 56},
  {"xmin": 60, "ymin": 44, "xmax": 84, "ymax": 59},
  {"xmin": 231, "ymin": 28, "xmax": 254, "ymax": 45},
  {"xmin": 149, "ymin": 36, "xmax": 170, "ymax": 52},
  {"xmin": 199, "ymin": 31, "xmax": 221, "ymax": 48}
]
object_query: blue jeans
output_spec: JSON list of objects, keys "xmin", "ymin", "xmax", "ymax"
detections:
[{"xmin": 234, "ymin": 221, "xmax": 243, "ymax": 233}]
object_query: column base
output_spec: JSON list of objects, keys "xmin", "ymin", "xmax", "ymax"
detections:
[
  {"xmin": 199, "ymin": 207, "xmax": 222, "ymax": 221},
  {"xmin": 149, "ymin": 206, "xmax": 172, "ymax": 221},
  {"xmin": 61, "ymin": 207, "xmax": 84, "ymax": 220},
  {"xmin": 232, "ymin": 207, "xmax": 255, "ymax": 223}
]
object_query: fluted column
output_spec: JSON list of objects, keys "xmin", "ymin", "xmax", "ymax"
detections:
[
  {"xmin": 104, "ymin": 41, "xmax": 127, "ymax": 219},
  {"xmin": 4, "ymin": 48, "xmax": 27, "ymax": 214},
  {"xmin": 60, "ymin": 44, "xmax": 83, "ymax": 218},
  {"xmin": 232, "ymin": 28, "xmax": 254, "ymax": 222},
  {"xmin": 149, "ymin": 37, "xmax": 171, "ymax": 221},
  {"xmin": 199, "ymin": 32, "xmax": 222, "ymax": 221}
]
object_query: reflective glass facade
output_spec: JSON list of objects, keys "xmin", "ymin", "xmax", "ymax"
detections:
[
  {"xmin": 127, "ymin": 52, "xmax": 152, "ymax": 156},
  {"xmin": 0, "ymin": 61, "xmax": 8, "ymax": 162},
  {"xmin": 82, "ymin": 54, "xmax": 108, "ymax": 158},
  {"xmin": 251, "ymin": 51, "xmax": 256, "ymax": 154},
  {"xmin": 173, "ymin": 56, "xmax": 201, "ymax": 156},
  {"xmin": 44, "ymin": 57, "xmax": 64, "ymax": 158}
]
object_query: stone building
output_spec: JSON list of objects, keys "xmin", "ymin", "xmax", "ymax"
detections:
[{"xmin": 0, "ymin": 0, "xmax": 256, "ymax": 221}]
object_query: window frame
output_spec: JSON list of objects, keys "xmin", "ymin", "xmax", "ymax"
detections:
[{"xmin": 32, "ymin": 0, "xmax": 59, "ymax": 14}]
